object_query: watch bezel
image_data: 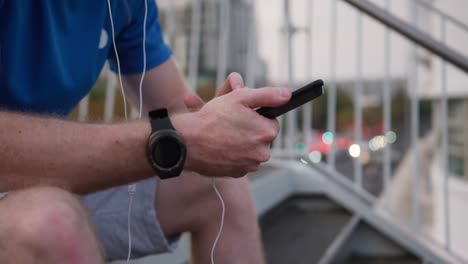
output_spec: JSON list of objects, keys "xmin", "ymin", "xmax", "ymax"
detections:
[{"xmin": 147, "ymin": 129, "xmax": 186, "ymax": 179}]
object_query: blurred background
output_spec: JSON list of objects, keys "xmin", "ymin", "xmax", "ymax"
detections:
[{"xmin": 73, "ymin": 0, "xmax": 468, "ymax": 263}]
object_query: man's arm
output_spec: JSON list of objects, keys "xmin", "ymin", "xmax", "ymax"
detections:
[
  {"xmin": 122, "ymin": 57, "xmax": 246, "ymax": 115},
  {"xmin": 122, "ymin": 58, "xmax": 191, "ymax": 115},
  {"xmin": 0, "ymin": 112, "xmax": 153, "ymax": 194},
  {"xmin": 0, "ymin": 58, "xmax": 190, "ymax": 194},
  {"xmin": 121, "ymin": 57, "xmax": 292, "ymax": 178},
  {"xmin": 0, "ymin": 60, "xmax": 290, "ymax": 193}
]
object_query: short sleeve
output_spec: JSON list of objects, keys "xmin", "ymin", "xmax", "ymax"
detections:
[{"xmin": 108, "ymin": 0, "xmax": 172, "ymax": 74}]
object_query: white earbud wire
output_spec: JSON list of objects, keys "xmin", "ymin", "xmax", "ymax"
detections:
[
  {"xmin": 211, "ymin": 179, "xmax": 225, "ymax": 264},
  {"xmin": 106, "ymin": 0, "xmax": 128, "ymax": 121},
  {"xmin": 106, "ymin": 0, "xmax": 145, "ymax": 262},
  {"xmin": 107, "ymin": 1, "xmax": 225, "ymax": 263}
]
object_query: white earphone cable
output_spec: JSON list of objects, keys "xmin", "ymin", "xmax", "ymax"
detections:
[
  {"xmin": 126, "ymin": 191, "xmax": 134, "ymax": 262},
  {"xmin": 211, "ymin": 179, "xmax": 225, "ymax": 264},
  {"xmin": 107, "ymin": 1, "xmax": 225, "ymax": 263},
  {"xmin": 106, "ymin": 0, "xmax": 128, "ymax": 121},
  {"xmin": 127, "ymin": 0, "xmax": 147, "ymax": 260},
  {"xmin": 106, "ymin": 0, "xmax": 145, "ymax": 262},
  {"xmin": 138, "ymin": 0, "xmax": 148, "ymax": 120}
]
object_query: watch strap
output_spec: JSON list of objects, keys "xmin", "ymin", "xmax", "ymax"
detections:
[
  {"xmin": 149, "ymin": 109, "xmax": 174, "ymax": 132},
  {"xmin": 147, "ymin": 108, "xmax": 186, "ymax": 179}
]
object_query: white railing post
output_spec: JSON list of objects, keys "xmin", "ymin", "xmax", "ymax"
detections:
[
  {"xmin": 327, "ymin": 0, "xmax": 338, "ymax": 168},
  {"xmin": 245, "ymin": 0, "xmax": 257, "ymax": 88},
  {"xmin": 104, "ymin": 69, "xmax": 117, "ymax": 122},
  {"xmin": 188, "ymin": 0, "xmax": 201, "ymax": 91},
  {"xmin": 273, "ymin": 33, "xmax": 286, "ymax": 153},
  {"xmin": 440, "ymin": 16, "xmax": 451, "ymax": 250},
  {"xmin": 302, "ymin": 0, "xmax": 314, "ymax": 156},
  {"xmin": 78, "ymin": 96, "xmax": 89, "ymax": 122},
  {"xmin": 410, "ymin": 1, "xmax": 421, "ymax": 229},
  {"xmin": 354, "ymin": 10, "xmax": 363, "ymax": 188},
  {"xmin": 284, "ymin": 0, "xmax": 297, "ymax": 156},
  {"xmin": 382, "ymin": 0, "xmax": 392, "ymax": 208},
  {"xmin": 166, "ymin": 0, "xmax": 176, "ymax": 47},
  {"xmin": 216, "ymin": 0, "xmax": 230, "ymax": 89}
]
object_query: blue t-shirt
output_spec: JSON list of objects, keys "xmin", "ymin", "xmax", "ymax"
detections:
[{"xmin": 0, "ymin": 0, "xmax": 172, "ymax": 115}]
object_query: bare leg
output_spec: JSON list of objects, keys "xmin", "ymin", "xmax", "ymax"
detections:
[
  {"xmin": 0, "ymin": 187, "xmax": 104, "ymax": 264},
  {"xmin": 155, "ymin": 172, "xmax": 264, "ymax": 264}
]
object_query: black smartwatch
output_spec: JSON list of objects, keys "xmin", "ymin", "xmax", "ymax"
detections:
[{"xmin": 147, "ymin": 109, "xmax": 186, "ymax": 179}]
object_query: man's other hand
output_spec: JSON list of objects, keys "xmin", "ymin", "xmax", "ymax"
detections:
[{"xmin": 183, "ymin": 72, "xmax": 244, "ymax": 112}]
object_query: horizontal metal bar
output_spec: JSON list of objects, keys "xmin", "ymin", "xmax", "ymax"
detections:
[{"xmin": 343, "ymin": 0, "xmax": 468, "ymax": 74}]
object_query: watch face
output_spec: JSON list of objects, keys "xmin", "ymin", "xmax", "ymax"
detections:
[
  {"xmin": 147, "ymin": 111, "xmax": 187, "ymax": 179},
  {"xmin": 153, "ymin": 134, "xmax": 182, "ymax": 168}
]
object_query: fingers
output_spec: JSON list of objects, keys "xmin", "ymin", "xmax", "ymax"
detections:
[
  {"xmin": 184, "ymin": 92, "xmax": 205, "ymax": 112},
  {"xmin": 235, "ymin": 87, "xmax": 292, "ymax": 109},
  {"xmin": 258, "ymin": 118, "xmax": 281, "ymax": 143},
  {"xmin": 216, "ymin": 72, "xmax": 245, "ymax": 97},
  {"xmin": 228, "ymin": 72, "xmax": 245, "ymax": 90}
]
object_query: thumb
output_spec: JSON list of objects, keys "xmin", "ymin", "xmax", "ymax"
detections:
[
  {"xmin": 237, "ymin": 87, "xmax": 292, "ymax": 109},
  {"xmin": 184, "ymin": 92, "xmax": 205, "ymax": 112},
  {"xmin": 216, "ymin": 72, "xmax": 244, "ymax": 97}
]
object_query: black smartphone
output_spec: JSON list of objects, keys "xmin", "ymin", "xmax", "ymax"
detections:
[{"xmin": 256, "ymin": 79, "xmax": 324, "ymax": 119}]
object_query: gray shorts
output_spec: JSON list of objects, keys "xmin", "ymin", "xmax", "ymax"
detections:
[{"xmin": 82, "ymin": 177, "xmax": 179, "ymax": 261}]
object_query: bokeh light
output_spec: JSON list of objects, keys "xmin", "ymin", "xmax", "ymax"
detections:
[
  {"xmin": 386, "ymin": 131, "xmax": 397, "ymax": 144},
  {"xmin": 308, "ymin": 151, "xmax": 322, "ymax": 163},
  {"xmin": 348, "ymin": 144, "xmax": 361, "ymax": 158},
  {"xmin": 322, "ymin": 131, "xmax": 334, "ymax": 145}
]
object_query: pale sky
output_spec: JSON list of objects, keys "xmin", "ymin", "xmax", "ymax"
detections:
[{"xmin": 254, "ymin": 0, "xmax": 414, "ymax": 84}]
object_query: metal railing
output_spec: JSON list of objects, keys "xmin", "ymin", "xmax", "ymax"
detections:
[
  {"xmin": 267, "ymin": 0, "xmax": 467, "ymax": 258},
  {"xmin": 342, "ymin": 0, "xmax": 468, "ymax": 254},
  {"xmin": 344, "ymin": 0, "xmax": 468, "ymax": 73},
  {"xmin": 76, "ymin": 0, "xmax": 468, "ymax": 260}
]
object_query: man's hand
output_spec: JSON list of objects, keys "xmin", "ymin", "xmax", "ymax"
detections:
[
  {"xmin": 184, "ymin": 72, "xmax": 245, "ymax": 112},
  {"xmin": 173, "ymin": 86, "xmax": 292, "ymax": 178}
]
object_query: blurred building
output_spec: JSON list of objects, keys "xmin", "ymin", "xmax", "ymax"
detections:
[
  {"xmin": 157, "ymin": 0, "xmax": 268, "ymax": 87},
  {"xmin": 424, "ymin": 1, "xmax": 468, "ymax": 257}
]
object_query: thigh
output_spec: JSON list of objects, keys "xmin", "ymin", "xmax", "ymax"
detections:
[
  {"xmin": 155, "ymin": 171, "xmax": 253, "ymax": 236},
  {"xmin": 83, "ymin": 178, "xmax": 178, "ymax": 260}
]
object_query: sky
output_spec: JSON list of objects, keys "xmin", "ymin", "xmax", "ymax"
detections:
[{"xmin": 254, "ymin": 0, "xmax": 415, "ymax": 84}]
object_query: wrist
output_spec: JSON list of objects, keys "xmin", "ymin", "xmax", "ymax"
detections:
[
  {"xmin": 95, "ymin": 121, "xmax": 154, "ymax": 188},
  {"xmin": 169, "ymin": 112, "xmax": 200, "ymax": 173},
  {"xmin": 146, "ymin": 109, "xmax": 187, "ymax": 179},
  {"xmin": 126, "ymin": 121, "xmax": 155, "ymax": 176}
]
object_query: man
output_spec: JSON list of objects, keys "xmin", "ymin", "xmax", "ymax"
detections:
[{"xmin": 0, "ymin": 1, "xmax": 291, "ymax": 263}]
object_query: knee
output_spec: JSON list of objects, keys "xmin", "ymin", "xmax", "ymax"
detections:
[
  {"xmin": 219, "ymin": 177, "xmax": 257, "ymax": 219},
  {"xmin": 158, "ymin": 173, "xmax": 258, "ymax": 235},
  {"xmin": 202, "ymin": 177, "xmax": 257, "ymax": 228},
  {"xmin": 4, "ymin": 187, "xmax": 91, "ymax": 259}
]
